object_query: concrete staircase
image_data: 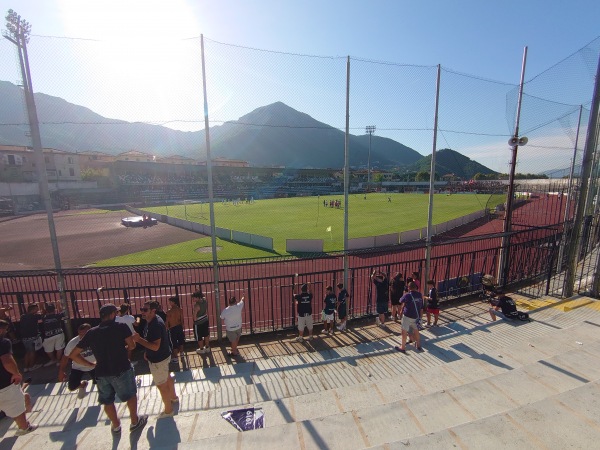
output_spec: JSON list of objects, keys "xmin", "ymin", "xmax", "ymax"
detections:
[{"xmin": 2, "ymin": 296, "xmax": 600, "ymax": 449}]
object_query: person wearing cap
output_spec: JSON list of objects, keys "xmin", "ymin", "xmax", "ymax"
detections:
[
  {"xmin": 132, "ymin": 301, "xmax": 178, "ymax": 418},
  {"xmin": 69, "ymin": 303, "xmax": 147, "ymax": 434},
  {"xmin": 0, "ymin": 319, "xmax": 37, "ymax": 436}
]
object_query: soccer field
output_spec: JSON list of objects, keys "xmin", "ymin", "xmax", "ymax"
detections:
[
  {"xmin": 90, "ymin": 192, "xmax": 502, "ymax": 266},
  {"xmin": 144, "ymin": 192, "xmax": 501, "ymax": 254}
]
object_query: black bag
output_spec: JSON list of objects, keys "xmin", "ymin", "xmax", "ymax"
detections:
[
  {"xmin": 194, "ymin": 314, "xmax": 208, "ymax": 325},
  {"xmin": 517, "ymin": 311, "xmax": 530, "ymax": 322}
]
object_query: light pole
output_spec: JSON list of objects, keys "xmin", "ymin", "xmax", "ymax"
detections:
[
  {"xmin": 366, "ymin": 125, "xmax": 376, "ymax": 189},
  {"xmin": 3, "ymin": 9, "xmax": 72, "ymax": 338}
]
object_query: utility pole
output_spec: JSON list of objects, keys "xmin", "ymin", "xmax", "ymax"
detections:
[
  {"xmin": 365, "ymin": 125, "xmax": 376, "ymax": 189},
  {"xmin": 200, "ymin": 35, "xmax": 222, "ymax": 340},
  {"xmin": 498, "ymin": 47, "xmax": 528, "ymax": 288},
  {"xmin": 3, "ymin": 9, "xmax": 72, "ymax": 338}
]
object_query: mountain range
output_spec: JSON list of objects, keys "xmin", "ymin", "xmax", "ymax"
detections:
[{"xmin": 0, "ymin": 80, "xmax": 495, "ymax": 177}]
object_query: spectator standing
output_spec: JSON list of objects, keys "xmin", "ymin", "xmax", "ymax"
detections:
[
  {"xmin": 371, "ymin": 270, "xmax": 389, "ymax": 327},
  {"xmin": 0, "ymin": 306, "xmax": 16, "ymax": 342},
  {"xmin": 323, "ymin": 286, "xmax": 337, "ymax": 334},
  {"xmin": 19, "ymin": 304, "xmax": 43, "ymax": 373},
  {"xmin": 115, "ymin": 303, "xmax": 136, "ymax": 334},
  {"xmin": 58, "ymin": 323, "xmax": 96, "ymax": 398},
  {"xmin": 115, "ymin": 303, "xmax": 136, "ymax": 364},
  {"xmin": 69, "ymin": 304, "xmax": 147, "ymax": 434},
  {"xmin": 322, "ymin": 286, "xmax": 337, "ymax": 335},
  {"xmin": 294, "ymin": 283, "xmax": 313, "ymax": 341},
  {"xmin": 411, "ymin": 271, "xmax": 421, "ymax": 292},
  {"xmin": 0, "ymin": 319, "xmax": 37, "ymax": 436},
  {"xmin": 396, "ymin": 282, "xmax": 424, "ymax": 353},
  {"xmin": 166, "ymin": 297, "xmax": 185, "ymax": 363},
  {"xmin": 192, "ymin": 289, "xmax": 211, "ymax": 354},
  {"xmin": 41, "ymin": 304, "xmax": 66, "ymax": 367},
  {"xmin": 424, "ymin": 280, "xmax": 440, "ymax": 327},
  {"xmin": 220, "ymin": 296, "xmax": 245, "ymax": 356},
  {"xmin": 336, "ymin": 283, "xmax": 349, "ymax": 332},
  {"xmin": 132, "ymin": 301, "xmax": 178, "ymax": 419},
  {"xmin": 389, "ymin": 273, "xmax": 406, "ymax": 322}
]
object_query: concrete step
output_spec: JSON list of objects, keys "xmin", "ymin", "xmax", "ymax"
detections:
[
  {"xmin": 22, "ymin": 297, "xmax": 600, "ymax": 411},
  {"xmin": 174, "ymin": 322, "xmax": 600, "ymax": 449},
  {"xmin": 3, "ymin": 297, "xmax": 599, "ymax": 449}
]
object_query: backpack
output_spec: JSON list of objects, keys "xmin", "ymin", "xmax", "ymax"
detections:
[{"xmin": 505, "ymin": 310, "xmax": 531, "ymax": 322}]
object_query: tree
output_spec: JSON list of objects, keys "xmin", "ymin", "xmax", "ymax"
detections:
[{"xmin": 415, "ymin": 171, "xmax": 429, "ymax": 182}]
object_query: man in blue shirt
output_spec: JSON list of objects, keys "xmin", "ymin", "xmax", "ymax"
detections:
[
  {"xmin": 396, "ymin": 282, "xmax": 424, "ymax": 353},
  {"xmin": 132, "ymin": 301, "xmax": 178, "ymax": 418}
]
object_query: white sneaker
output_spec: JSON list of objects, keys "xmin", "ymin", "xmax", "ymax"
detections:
[
  {"xmin": 375, "ymin": 317, "xmax": 381, "ymax": 325},
  {"xmin": 15, "ymin": 423, "xmax": 37, "ymax": 436},
  {"xmin": 295, "ymin": 336, "xmax": 303, "ymax": 342},
  {"xmin": 77, "ymin": 383, "xmax": 88, "ymax": 399},
  {"xmin": 30, "ymin": 363, "xmax": 42, "ymax": 371},
  {"xmin": 43, "ymin": 360, "xmax": 55, "ymax": 367},
  {"xmin": 195, "ymin": 348, "xmax": 204, "ymax": 354},
  {"xmin": 202, "ymin": 347, "xmax": 210, "ymax": 354}
]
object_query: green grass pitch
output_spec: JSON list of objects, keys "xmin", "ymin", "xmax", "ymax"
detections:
[{"xmin": 94, "ymin": 193, "xmax": 502, "ymax": 266}]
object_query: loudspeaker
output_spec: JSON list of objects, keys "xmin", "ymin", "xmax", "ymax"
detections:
[{"xmin": 508, "ymin": 136, "xmax": 519, "ymax": 146}]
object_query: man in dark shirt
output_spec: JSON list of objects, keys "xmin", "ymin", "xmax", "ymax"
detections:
[
  {"xmin": 70, "ymin": 303, "xmax": 147, "ymax": 434},
  {"xmin": 41, "ymin": 303, "xmax": 66, "ymax": 367},
  {"xmin": 0, "ymin": 320, "xmax": 37, "ymax": 436},
  {"xmin": 19, "ymin": 304, "xmax": 43, "ymax": 372},
  {"xmin": 322, "ymin": 286, "xmax": 337, "ymax": 335},
  {"xmin": 371, "ymin": 270, "xmax": 389, "ymax": 327},
  {"xmin": 489, "ymin": 291, "xmax": 518, "ymax": 321},
  {"xmin": 294, "ymin": 283, "xmax": 313, "ymax": 341},
  {"xmin": 336, "ymin": 283, "xmax": 350, "ymax": 331},
  {"xmin": 132, "ymin": 300, "xmax": 178, "ymax": 418},
  {"xmin": 424, "ymin": 280, "xmax": 439, "ymax": 327}
]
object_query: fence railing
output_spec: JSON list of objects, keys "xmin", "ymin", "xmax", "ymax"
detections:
[{"xmin": 2, "ymin": 220, "xmax": 593, "ymax": 341}]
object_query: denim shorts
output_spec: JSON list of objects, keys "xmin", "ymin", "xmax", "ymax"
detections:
[
  {"xmin": 22, "ymin": 337, "xmax": 39, "ymax": 353},
  {"xmin": 96, "ymin": 366, "xmax": 137, "ymax": 405}
]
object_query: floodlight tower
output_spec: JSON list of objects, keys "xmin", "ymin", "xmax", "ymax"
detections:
[
  {"xmin": 366, "ymin": 125, "xmax": 376, "ymax": 187},
  {"xmin": 3, "ymin": 9, "xmax": 72, "ymax": 337}
]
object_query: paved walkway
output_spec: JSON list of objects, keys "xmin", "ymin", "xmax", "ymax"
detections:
[{"xmin": 2, "ymin": 294, "xmax": 599, "ymax": 449}]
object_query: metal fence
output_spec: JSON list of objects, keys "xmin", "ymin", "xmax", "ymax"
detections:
[
  {"xmin": 0, "ymin": 33, "xmax": 598, "ymax": 265},
  {"xmin": 2, "ymin": 218, "xmax": 596, "ymax": 340}
]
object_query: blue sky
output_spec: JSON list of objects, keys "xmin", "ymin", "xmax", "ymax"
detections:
[{"xmin": 1, "ymin": 0, "xmax": 599, "ymax": 173}]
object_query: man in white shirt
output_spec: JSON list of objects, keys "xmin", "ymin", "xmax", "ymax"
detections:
[
  {"xmin": 58, "ymin": 323, "xmax": 96, "ymax": 398},
  {"xmin": 220, "ymin": 296, "xmax": 245, "ymax": 357}
]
